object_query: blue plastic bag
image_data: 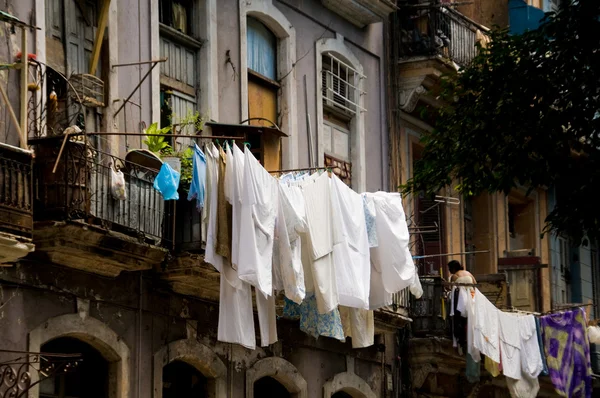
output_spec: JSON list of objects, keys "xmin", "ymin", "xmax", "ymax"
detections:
[{"xmin": 154, "ymin": 162, "xmax": 180, "ymax": 200}]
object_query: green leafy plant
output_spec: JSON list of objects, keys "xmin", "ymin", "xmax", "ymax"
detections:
[
  {"xmin": 178, "ymin": 147, "xmax": 194, "ymax": 193},
  {"xmin": 143, "ymin": 122, "xmax": 172, "ymax": 154}
]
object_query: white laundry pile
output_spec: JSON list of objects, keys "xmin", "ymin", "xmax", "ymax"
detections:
[{"xmin": 192, "ymin": 143, "xmax": 421, "ymax": 350}]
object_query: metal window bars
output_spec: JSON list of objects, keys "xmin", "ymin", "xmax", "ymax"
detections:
[{"xmin": 321, "ymin": 52, "xmax": 367, "ymax": 114}]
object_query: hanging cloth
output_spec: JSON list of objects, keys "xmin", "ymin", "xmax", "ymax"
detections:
[
  {"xmin": 330, "ymin": 174, "xmax": 370, "ymax": 309},
  {"xmin": 236, "ymin": 147, "xmax": 278, "ymax": 297},
  {"xmin": 540, "ymin": 308, "xmax": 592, "ymax": 397},
  {"xmin": 187, "ymin": 143, "xmax": 207, "ymax": 210},
  {"xmin": 203, "ymin": 143, "xmax": 222, "ymax": 271},
  {"xmin": 506, "ymin": 375, "xmax": 540, "ymax": 398},
  {"xmin": 153, "ymin": 162, "xmax": 180, "ymax": 200},
  {"xmin": 339, "ymin": 306, "xmax": 374, "ymax": 348},
  {"xmin": 282, "ymin": 294, "xmax": 345, "ymax": 341}
]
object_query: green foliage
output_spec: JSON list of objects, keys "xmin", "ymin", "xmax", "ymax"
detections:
[
  {"xmin": 402, "ymin": 1, "xmax": 600, "ymax": 244},
  {"xmin": 178, "ymin": 147, "xmax": 194, "ymax": 193},
  {"xmin": 143, "ymin": 122, "xmax": 172, "ymax": 154}
]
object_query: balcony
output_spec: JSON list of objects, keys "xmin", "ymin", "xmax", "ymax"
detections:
[
  {"xmin": 410, "ymin": 274, "xmax": 508, "ymax": 338},
  {"xmin": 0, "ymin": 143, "xmax": 35, "ymax": 263},
  {"xmin": 392, "ymin": 5, "xmax": 487, "ymax": 114},
  {"xmin": 397, "ymin": 5, "xmax": 480, "ymax": 68},
  {"xmin": 29, "ymin": 137, "xmax": 168, "ymax": 276},
  {"xmin": 321, "ymin": 0, "xmax": 396, "ymax": 28}
]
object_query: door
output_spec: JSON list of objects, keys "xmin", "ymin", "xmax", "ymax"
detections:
[{"xmin": 507, "ymin": 269, "xmax": 536, "ymax": 311}]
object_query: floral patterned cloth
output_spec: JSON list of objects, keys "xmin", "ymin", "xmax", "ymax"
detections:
[
  {"xmin": 283, "ymin": 294, "xmax": 345, "ymax": 341},
  {"xmin": 362, "ymin": 194, "xmax": 378, "ymax": 248}
]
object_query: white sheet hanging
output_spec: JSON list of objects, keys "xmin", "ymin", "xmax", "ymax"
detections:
[
  {"xmin": 237, "ymin": 147, "xmax": 278, "ymax": 297},
  {"xmin": 276, "ymin": 183, "xmax": 306, "ymax": 304},
  {"xmin": 228, "ymin": 145, "xmax": 245, "ymax": 270},
  {"xmin": 217, "ymin": 262, "xmax": 256, "ymax": 350},
  {"xmin": 256, "ymin": 288, "xmax": 278, "ymax": 347},
  {"xmin": 302, "ymin": 172, "xmax": 338, "ymax": 314},
  {"xmin": 473, "ymin": 289, "xmax": 500, "ymax": 363},
  {"xmin": 330, "ymin": 174, "xmax": 370, "ymax": 309},
  {"xmin": 367, "ymin": 192, "xmax": 419, "ymax": 295},
  {"xmin": 498, "ymin": 310, "xmax": 522, "ymax": 379}
]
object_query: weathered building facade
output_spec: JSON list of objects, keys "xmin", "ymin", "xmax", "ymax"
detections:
[{"xmin": 0, "ymin": 0, "xmax": 409, "ymax": 397}]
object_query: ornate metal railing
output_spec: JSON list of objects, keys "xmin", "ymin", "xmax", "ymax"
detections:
[
  {"xmin": 30, "ymin": 137, "xmax": 167, "ymax": 244},
  {"xmin": 0, "ymin": 143, "xmax": 33, "ymax": 238},
  {"xmin": 0, "ymin": 350, "xmax": 81, "ymax": 398},
  {"xmin": 397, "ymin": 5, "xmax": 480, "ymax": 67}
]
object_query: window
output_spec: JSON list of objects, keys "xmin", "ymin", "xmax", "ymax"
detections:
[
  {"xmin": 159, "ymin": 0, "xmax": 194, "ymax": 34},
  {"xmin": 321, "ymin": 53, "xmax": 364, "ymax": 115},
  {"xmin": 159, "ymin": 0, "xmax": 202, "ymax": 144},
  {"xmin": 245, "ymin": 17, "xmax": 282, "ymax": 171}
]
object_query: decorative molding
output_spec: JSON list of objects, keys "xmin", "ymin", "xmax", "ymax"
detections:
[
  {"xmin": 323, "ymin": 371, "xmax": 376, "ymax": 398},
  {"xmin": 246, "ymin": 357, "xmax": 307, "ymax": 398},
  {"xmin": 28, "ymin": 314, "xmax": 130, "ymax": 398},
  {"xmin": 239, "ymin": 0, "xmax": 298, "ymax": 169},
  {"xmin": 399, "ymin": 85, "xmax": 426, "ymax": 113},
  {"xmin": 412, "ymin": 363, "xmax": 435, "ymax": 389}
]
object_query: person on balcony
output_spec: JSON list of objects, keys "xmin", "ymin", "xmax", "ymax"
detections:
[{"xmin": 448, "ymin": 260, "xmax": 477, "ymax": 284}]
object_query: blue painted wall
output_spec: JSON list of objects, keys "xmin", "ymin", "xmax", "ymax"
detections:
[{"xmin": 508, "ymin": 0, "xmax": 546, "ymax": 35}]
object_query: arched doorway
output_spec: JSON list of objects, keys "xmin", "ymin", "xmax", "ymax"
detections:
[
  {"xmin": 245, "ymin": 357, "xmax": 307, "ymax": 398},
  {"xmin": 162, "ymin": 360, "xmax": 208, "ymax": 398},
  {"xmin": 254, "ymin": 376, "xmax": 291, "ymax": 398},
  {"xmin": 40, "ymin": 337, "xmax": 109, "ymax": 398},
  {"xmin": 332, "ymin": 392, "xmax": 353, "ymax": 398},
  {"xmin": 153, "ymin": 339, "xmax": 226, "ymax": 398}
]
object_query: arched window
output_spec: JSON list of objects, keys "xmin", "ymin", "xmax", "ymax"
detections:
[
  {"xmin": 247, "ymin": 17, "xmax": 277, "ymax": 80},
  {"xmin": 254, "ymin": 376, "xmax": 291, "ymax": 398},
  {"xmin": 162, "ymin": 360, "xmax": 208, "ymax": 398},
  {"xmin": 40, "ymin": 337, "xmax": 109, "ymax": 398}
]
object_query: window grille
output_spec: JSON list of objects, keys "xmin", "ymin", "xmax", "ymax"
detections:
[{"xmin": 321, "ymin": 52, "xmax": 366, "ymax": 114}]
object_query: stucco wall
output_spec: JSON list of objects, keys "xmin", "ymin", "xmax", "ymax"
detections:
[{"xmin": 0, "ymin": 260, "xmax": 392, "ymax": 398}]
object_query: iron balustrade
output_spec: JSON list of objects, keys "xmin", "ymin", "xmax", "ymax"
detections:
[
  {"xmin": 31, "ymin": 137, "xmax": 168, "ymax": 244},
  {"xmin": 0, "ymin": 143, "xmax": 33, "ymax": 238},
  {"xmin": 397, "ymin": 6, "xmax": 479, "ymax": 67}
]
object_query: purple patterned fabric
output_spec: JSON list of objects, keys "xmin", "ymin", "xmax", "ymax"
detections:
[{"xmin": 539, "ymin": 308, "xmax": 592, "ymax": 397}]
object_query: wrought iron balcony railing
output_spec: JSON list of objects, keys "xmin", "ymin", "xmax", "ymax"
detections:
[
  {"xmin": 396, "ymin": 5, "xmax": 482, "ymax": 67},
  {"xmin": 0, "ymin": 143, "xmax": 33, "ymax": 238},
  {"xmin": 31, "ymin": 137, "xmax": 168, "ymax": 244}
]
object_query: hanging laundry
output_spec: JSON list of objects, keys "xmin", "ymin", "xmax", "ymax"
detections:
[
  {"xmin": 282, "ymin": 294, "xmax": 345, "ymax": 341},
  {"xmin": 339, "ymin": 306, "xmax": 374, "ymax": 348},
  {"xmin": 540, "ymin": 308, "xmax": 592, "ymax": 397},
  {"xmin": 226, "ymin": 144, "xmax": 245, "ymax": 270},
  {"xmin": 237, "ymin": 147, "xmax": 278, "ymax": 297},
  {"xmin": 465, "ymin": 352, "xmax": 480, "ymax": 383},
  {"xmin": 472, "ymin": 289, "xmax": 500, "ymax": 363},
  {"xmin": 498, "ymin": 311, "xmax": 522, "ymax": 380},
  {"xmin": 362, "ymin": 194, "xmax": 378, "ymax": 248},
  {"xmin": 203, "ymin": 143, "xmax": 222, "ymax": 271},
  {"xmin": 485, "ymin": 356, "xmax": 501, "ymax": 377},
  {"xmin": 217, "ymin": 262, "xmax": 256, "ymax": 350},
  {"xmin": 330, "ymin": 174, "xmax": 370, "ymax": 309},
  {"xmin": 534, "ymin": 317, "xmax": 549, "ymax": 376},
  {"xmin": 302, "ymin": 172, "xmax": 338, "ymax": 314},
  {"xmin": 215, "ymin": 146, "xmax": 232, "ymax": 259},
  {"xmin": 366, "ymin": 192, "xmax": 420, "ymax": 297},
  {"xmin": 506, "ymin": 374, "xmax": 540, "ymax": 398},
  {"xmin": 153, "ymin": 162, "xmax": 180, "ymax": 200},
  {"xmin": 256, "ymin": 288, "xmax": 278, "ymax": 347},
  {"xmin": 276, "ymin": 183, "xmax": 306, "ymax": 304},
  {"xmin": 519, "ymin": 314, "xmax": 544, "ymax": 379},
  {"xmin": 187, "ymin": 143, "xmax": 207, "ymax": 210}
]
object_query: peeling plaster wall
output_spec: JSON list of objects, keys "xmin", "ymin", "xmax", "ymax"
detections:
[{"xmin": 0, "ymin": 261, "xmax": 392, "ymax": 397}]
